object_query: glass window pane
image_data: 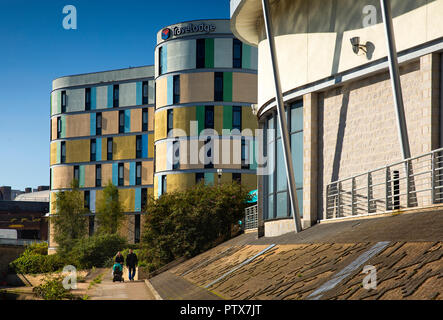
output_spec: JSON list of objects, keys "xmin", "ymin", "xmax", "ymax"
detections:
[
  {"xmin": 290, "ymin": 188, "xmax": 304, "ymax": 219},
  {"xmin": 276, "ymin": 139, "xmax": 287, "ymax": 192},
  {"xmin": 267, "ymin": 140, "xmax": 274, "ymax": 193},
  {"xmin": 291, "ymin": 104, "xmax": 303, "ymax": 132},
  {"xmin": 291, "ymin": 132, "xmax": 303, "ymax": 186},
  {"xmin": 276, "ymin": 192, "xmax": 288, "ymax": 218},
  {"xmin": 268, "ymin": 195, "xmax": 274, "ymax": 220}
]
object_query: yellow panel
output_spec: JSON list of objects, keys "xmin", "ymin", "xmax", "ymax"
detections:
[
  {"xmin": 50, "ymin": 142, "xmax": 58, "ymax": 165},
  {"xmin": 66, "ymin": 113, "xmax": 90, "ymax": 138},
  {"xmin": 102, "ymin": 163, "xmax": 113, "ymax": 186},
  {"xmin": 142, "ymin": 161, "xmax": 154, "ymax": 185},
  {"xmin": 232, "ymin": 73, "xmax": 257, "ymax": 103},
  {"xmin": 50, "ymin": 192, "xmax": 58, "ymax": 214},
  {"xmin": 102, "ymin": 138, "xmax": 108, "ymax": 161},
  {"xmin": 154, "ymin": 109, "xmax": 167, "ymax": 141},
  {"xmin": 95, "ymin": 189, "xmax": 103, "ymax": 209},
  {"xmin": 153, "ymin": 176, "xmax": 158, "ymax": 199},
  {"xmin": 241, "ymin": 174, "xmax": 257, "ymax": 192},
  {"xmin": 119, "ymin": 188, "xmax": 135, "ymax": 212},
  {"xmin": 173, "ymin": 107, "xmax": 195, "ymax": 136},
  {"xmin": 102, "ymin": 110, "xmax": 119, "ymax": 135},
  {"xmin": 148, "ymin": 107, "xmax": 155, "ymax": 131},
  {"xmin": 148, "ymin": 134, "xmax": 154, "ymax": 158},
  {"xmin": 219, "ymin": 172, "xmax": 232, "ymax": 185},
  {"xmin": 124, "ymin": 162, "xmax": 130, "ymax": 186},
  {"xmin": 131, "ymin": 109, "xmax": 142, "ymax": 133},
  {"xmin": 181, "ymin": 73, "xmax": 214, "ymax": 104},
  {"xmin": 156, "ymin": 77, "xmax": 167, "ymax": 109},
  {"xmin": 155, "ymin": 142, "xmax": 167, "ymax": 172},
  {"xmin": 214, "ymin": 106, "xmax": 223, "ymax": 135},
  {"xmin": 84, "ymin": 165, "xmax": 96, "ymax": 188},
  {"xmin": 66, "ymin": 140, "xmax": 90, "ymax": 163},
  {"xmin": 242, "ymin": 107, "xmax": 258, "ymax": 136},
  {"xmin": 113, "ymin": 136, "xmax": 136, "ymax": 160},
  {"xmin": 167, "ymin": 173, "xmax": 195, "ymax": 193},
  {"xmin": 52, "ymin": 166, "xmax": 73, "ymax": 189},
  {"xmin": 51, "ymin": 118, "xmax": 57, "ymax": 141}
]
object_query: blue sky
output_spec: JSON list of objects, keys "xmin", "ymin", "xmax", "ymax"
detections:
[{"xmin": 0, "ymin": 0, "xmax": 230, "ymax": 190}]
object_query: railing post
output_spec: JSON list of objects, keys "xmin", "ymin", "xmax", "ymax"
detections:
[
  {"xmin": 367, "ymin": 172, "xmax": 372, "ymax": 213},
  {"xmin": 337, "ymin": 182, "xmax": 342, "ymax": 218},
  {"xmin": 386, "ymin": 167, "xmax": 390, "ymax": 211},
  {"xmin": 406, "ymin": 160, "xmax": 411, "ymax": 208},
  {"xmin": 351, "ymin": 177, "xmax": 356, "ymax": 216},
  {"xmin": 431, "ymin": 152, "xmax": 436, "ymax": 204}
]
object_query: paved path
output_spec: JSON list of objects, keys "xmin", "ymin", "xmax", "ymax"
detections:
[{"xmin": 89, "ymin": 269, "xmax": 156, "ymax": 300}]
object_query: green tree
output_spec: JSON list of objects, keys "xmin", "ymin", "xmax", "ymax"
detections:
[
  {"xmin": 51, "ymin": 180, "xmax": 88, "ymax": 255},
  {"xmin": 95, "ymin": 181, "xmax": 124, "ymax": 234}
]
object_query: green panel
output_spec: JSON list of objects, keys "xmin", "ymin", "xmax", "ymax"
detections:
[
  {"xmin": 204, "ymin": 173, "xmax": 214, "ymax": 185},
  {"xmin": 223, "ymin": 72, "xmax": 233, "ymax": 102},
  {"xmin": 223, "ymin": 105, "xmax": 233, "ymax": 131},
  {"xmin": 196, "ymin": 105, "xmax": 205, "ymax": 135},
  {"xmin": 242, "ymin": 44, "xmax": 251, "ymax": 69},
  {"xmin": 79, "ymin": 165, "xmax": 85, "ymax": 188},
  {"xmin": 205, "ymin": 38, "xmax": 214, "ymax": 68}
]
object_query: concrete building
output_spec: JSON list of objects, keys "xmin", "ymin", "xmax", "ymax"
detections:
[
  {"xmin": 50, "ymin": 66, "xmax": 156, "ymax": 250},
  {"xmin": 153, "ymin": 19, "xmax": 258, "ymax": 195},
  {"xmin": 230, "ymin": 0, "xmax": 443, "ymax": 236}
]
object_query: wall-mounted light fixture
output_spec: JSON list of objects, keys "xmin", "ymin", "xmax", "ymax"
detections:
[{"xmin": 350, "ymin": 37, "xmax": 368, "ymax": 55}]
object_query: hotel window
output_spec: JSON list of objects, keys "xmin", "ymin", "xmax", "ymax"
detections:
[
  {"xmin": 118, "ymin": 163, "xmax": 124, "ymax": 186},
  {"xmin": 196, "ymin": 173, "xmax": 204, "ymax": 184},
  {"xmin": 233, "ymin": 106, "xmax": 242, "ymax": 132},
  {"xmin": 233, "ymin": 173, "xmax": 241, "ymax": 184},
  {"xmin": 142, "ymin": 81, "xmax": 149, "ymax": 105},
  {"xmin": 90, "ymin": 139, "xmax": 96, "ymax": 161},
  {"xmin": 96, "ymin": 112, "xmax": 102, "ymax": 136},
  {"xmin": 74, "ymin": 165, "xmax": 79, "ymax": 182},
  {"xmin": 214, "ymin": 72, "xmax": 223, "ymax": 101},
  {"xmin": 159, "ymin": 47, "xmax": 163, "ymax": 75},
  {"xmin": 196, "ymin": 38, "xmax": 205, "ymax": 68},
  {"xmin": 241, "ymin": 138, "xmax": 249, "ymax": 169},
  {"xmin": 167, "ymin": 109, "xmax": 173, "ymax": 136},
  {"xmin": 141, "ymin": 188, "xmax": 148, "ymax": 211},
  {"xmin": 119, "ymin": 111, "xmax": 125, "ymax": 133},
  {"xmin": 142, "ymin": 108, "xmax": 149, "ymax": 132},
  {"xmin": 107, "ymin": 138, "xmax": 113, "ymax": 160},
  {"xmin": 205, "ymin": 106, "xmax": 214, "ymax": 129},
  {"xmin": 84, "ymin": 191, "xmax": 90, "ymax": 210},
  {"xmin": 204, "ymin": 138, "xmax": 213, "ymax": 169},
  {"xmin": 61, "ymin": 141, "xmax": 66, "ymax": 163},
  {"xmin": 233, "ymin": 39, "xmax": 242, "ymax": 68},
  {"xmin": 96, "ymin": 164, "xmax": 102, "ymax": 187},
  {"xmin": 85, "ymin": 88, "xmax": 91, "ymax": 111},
  {"xmin": 57, "ymin": 117, "xmax": 62, "ymax": 139},
  {"xmin": 61, "ymin": 91, "xmax": 67, "ymax": 113},
  {"xmin": 161, "ymin": 175, "xmax": 167, "ymax": 194},
  {"xmin": 173, "ymin": 75, "xmax": 180, "ymax": 104},
  {"xmin": 134, "ymin": 214, "xmax": 141, "ymax": 244},
  {"xmin": 173, "ymin": 141, "xmax": 179, "ymax": 170},
  {"xmin": 136, "ymin": 135, "xmax": 142, "ymax": 159},
  {"xmin": 136, "ymin": 162, "xmax": 142, "ymax": 185},
  {"xmin": 113, "ymin": 85, "xmax": 119, "ymax": 108}
]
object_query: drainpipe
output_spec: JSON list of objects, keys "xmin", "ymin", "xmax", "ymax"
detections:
[{"xmin": 261, "ymin": 0, "xmax": 302, "ymax": 233}]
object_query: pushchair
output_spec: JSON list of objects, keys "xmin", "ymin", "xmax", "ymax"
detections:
[{"xmin": 112, "ymin": 263, "xmax": 124, "ymax": 282}]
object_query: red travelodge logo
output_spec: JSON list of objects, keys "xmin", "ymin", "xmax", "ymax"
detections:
[{"xmin": 161, "ymin": 28, "xmax": 171, "ymax": 40}]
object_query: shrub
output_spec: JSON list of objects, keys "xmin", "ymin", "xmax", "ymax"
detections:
[
  {"xmin": 9, "ymin": 243, "xmax": 67, "ymax": 274},
  {"xmin": 69, "ymin": 233, "xmax": 127, "ymax": 269},
  {"xmin": 33, "ymin": 275, "xmax": 77, "ymax": 300}
]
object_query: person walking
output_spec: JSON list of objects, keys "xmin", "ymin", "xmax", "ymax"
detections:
[
  {"xmin": 115, "ymin": 251, "xmax": 124, "ymax": 265},
  {"xmin": 126, "ymin": 249, "xmax": 138, "ymax": 281}
]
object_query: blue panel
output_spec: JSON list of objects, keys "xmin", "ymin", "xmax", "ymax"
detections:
[
  {"xmin": 91, "ymin": 87, "xmax": 97, "ymax": 110},
  {"xmin": 162, "ymin": 45, "xmax": 168, "ymax": 74},
  {"xmin": 90, "ymin": 190, "xmax": 96, "ymax": 213},
  {"xmin": 204, "ymin": 173, "xmax": 214, "ymax": 185},
  {"xmin": 96, "ymin": 138, "xmax": 102, "ymax": 161},
  {"xmin": 112, "ymin": 163, "xmax": 118, "ymax": 186},
  {"xmin": 136, "ymin": 82, "xmax": 142, "ymax": 106},
  {"xmin": 158, "ymin": 176, "xmax": 162, "ymax": 197},
  {"xmin": 129, "ymin": 162, "xmax": 136, "ymax": 186},
  {"xmin": 90, "ymin": 113, "xmax": 96, "ymax": 136},
  {"xmin": 134, "ymin": 188, "xmax": 141, "ymax": 212},
  {"xmin": 125, "ymin": 110, "xmax": 131, "ymax": 133},
  {"xmin": 107, "ymin": 85, "xmax": 113, "ymax": 108},
  {"xmin": 167, "ymin": 76, "xmax": 173, "ymax": 105},
  {"xmin": 142, "ymin": 134, "xmax": 148, "ymax": 158}
]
